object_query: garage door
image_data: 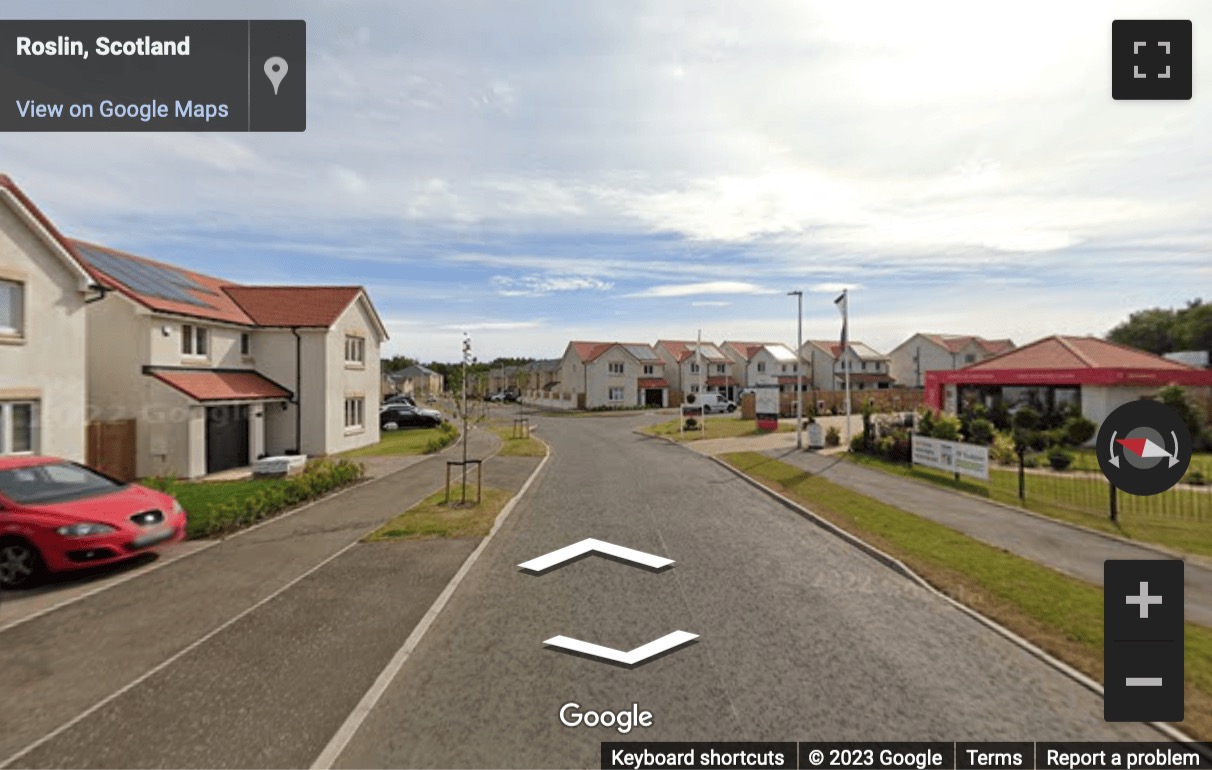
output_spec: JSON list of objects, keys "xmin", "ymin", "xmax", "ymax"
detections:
[{"xmin": 205, "ymin": 405, "xmax": 250, "ymax": 474}]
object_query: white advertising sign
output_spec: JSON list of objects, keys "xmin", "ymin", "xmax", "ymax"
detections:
[
  {"xmin": 755, "ymin": 387, "xmax": 780, "ymax": 415},
  {"xmin": 911, "ymin": 435, "xmax": 989, "ymax": 480}
]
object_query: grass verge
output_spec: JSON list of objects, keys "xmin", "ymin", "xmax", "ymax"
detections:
[
  {"xmin": 643, "ymin": 415, "xmax": 794, "ymax": 441},
  {"xmin": 721, "ymin": 450, "xmax": 1212, "ymax": 740},
  {"xmin": 847, "ymin": 453, "xmax": 1212, "ymax": 559},
  {"xmin": 364, "ymin": 486, "xmax": 513, "ymax": 541},
  {"xmin": 148, "ymin": 458, "xmax": 366, "ymax": 538},
  {"xmin": 340, "ymin": 422, "xmax": 459, "ymax": 458},
  {"xmin": 486, "ymin": 422, "xmax": 548, "ymax": 457}
]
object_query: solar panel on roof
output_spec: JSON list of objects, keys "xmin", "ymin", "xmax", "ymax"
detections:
[
  {"xmin": 75, "ymin": 245, "xmax": 217, "ymax": 308},
  {"xmin": 623, "ymin": 344, "xmax": 657, "ymax": 360}
]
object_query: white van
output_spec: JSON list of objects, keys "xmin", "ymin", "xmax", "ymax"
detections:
[{"xmin": 682, "ymin": 392, "xmax": 736, "ymax": 414}]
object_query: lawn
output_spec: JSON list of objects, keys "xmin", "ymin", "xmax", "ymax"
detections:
[
  {"xmin": 721, "ymin": 451, "xmax": 1212, "ymax": 740},
  {"xmin": 848, "ymin": 453, "xmax": 1212, "ymax": 558},
  {"xmin": 365, "ymin": 486, "xmax": 513, "ymax": 541},
  {"xmin": 164, "ymin": 479, "xmax": 273, "ymax": 535},
  {"xmin": 339, "ymin": 424, "xmax": 458, "ymax": 457},
  {"xmin": 487, "ymin": 423, "xmax": 547, "ymax": 457},
  {"xmin": 643, "ymin": 414, "xmax": 795, "ymax": 441}
]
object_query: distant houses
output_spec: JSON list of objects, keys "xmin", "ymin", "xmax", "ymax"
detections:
[{"xmin": 888, "ymin": 333, "xmax": 1014, "ymax": 389}]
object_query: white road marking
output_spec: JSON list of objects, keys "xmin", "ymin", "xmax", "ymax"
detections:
[
  {"xmin": 310, "ymin": 436, "xmax": 551, "ymax": 770},
  {"xmin": 544, "ymin": 631, "xmax": 698, "ymax": 666},
  {"xmin": 517, "ymin": 537, "xmax": 674, "ymax": 573}
]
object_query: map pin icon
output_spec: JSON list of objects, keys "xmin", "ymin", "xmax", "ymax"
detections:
[{"xmin": 264, "ymin": 57, "xmax": 288, "ymax": 95}]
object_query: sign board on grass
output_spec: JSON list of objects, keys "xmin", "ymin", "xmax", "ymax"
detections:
[
  {"xmin": 755, "ymin": 385, "xmax": 780, "ymax": 432},
  {"xmin": 911, "ymin": 434, "xmax": 989, "ymax": 480},
  {"xmin": 806, "ymin": 422, "xmax": 824, "ymax": 449}
]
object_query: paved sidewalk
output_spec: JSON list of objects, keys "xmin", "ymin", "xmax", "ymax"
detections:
[{"xmin": 699, "ymin": 441, "xmax": 1212, "ymax": 627}]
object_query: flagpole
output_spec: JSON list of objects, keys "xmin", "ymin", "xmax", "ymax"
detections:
[
  {"xmin": 697, "ymin": 329, "xmax": 704, "ymax": 435},
  {"xmin": 843, "ymin": 289, "xmax": 852, "ymax": 447}
]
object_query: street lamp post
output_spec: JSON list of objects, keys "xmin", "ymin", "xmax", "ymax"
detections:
[
  {"xmin": 461, "ymin": 334, "xmax": 472, "ymax": 504},
  {"xmin": 789, "ymin": 290, "xmax": 803, "ymax": 449}
]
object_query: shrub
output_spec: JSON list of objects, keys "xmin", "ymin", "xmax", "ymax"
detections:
[
  {"xmin": 849, "ymin": 432, "xmax": 867, "ymax": 453},
  {"xmin": 965, "ymin": 418, "xmax": 995, "ymax": 446},
  {"xmin": 875, "ymin": 436, "xmax": 895, "ymax": 457},
  {"xmin": 1012, "ymin": 406, "xmax": 1041, "ymax": 432},
  {"xmin": 916, "ymin": 408, "xmax": 935, "ymax": 436},
  {"xmin": 825, "ymin": 426, "xmax": 841, "ymax": 446},
  {"xmin": 1062, "ymin": 416, "xmax": 1097, "ymax": 446},
  {"xmin": 1022, "ymin": 454, "xmax": 1042, "ymax": 469},
  {"xmin": 991, "ymin": 433, "xmax": 1017, "ymax": 465},
  {"xmin": 930, "ymin": 414, "xmax": 961, "ymax": 441},
  {"xmin": 684, "ymin": 418, "xmax": 699, "ymax": 431},
  {"xmin": 191, "ymin": 458, "xmax": 366, "ymax": 538},
  {"xmin": 1046, "ymin": 446, "xmax": 1074, "ymax": 471},
  {"xmin": 1184, "ymin": 470, "xmax": 1206, "ymax": 486},
  {"xmin": 1027, "ymin": 430, "xmax": 1051, "ymax": 452}
]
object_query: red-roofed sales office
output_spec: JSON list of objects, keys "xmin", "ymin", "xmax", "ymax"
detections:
[{"xmin": 925, "ymin": 336, "xmax": 1212, "ymax": 437}]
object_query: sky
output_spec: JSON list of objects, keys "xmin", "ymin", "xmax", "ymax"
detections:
[{"xmin": 4, "ymin": 0, "xmax": 1211, "ymax": 362}]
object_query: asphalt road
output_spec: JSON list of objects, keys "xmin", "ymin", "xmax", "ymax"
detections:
[
  {"xmin": 331, "ymin": 413, "xmax": 1161, "ymax": 769},
  {"xmin": 0, "ymin": 427, "xmax": 538, "ymax": 769}
]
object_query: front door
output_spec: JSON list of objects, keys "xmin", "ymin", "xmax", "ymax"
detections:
[
  {"xmin": 206, "ymin": 405, "xmax": 250, "ymax": 474},
  {"xmin": 644, "ymin": 389, "xmax": 664, "ymax": 407}
]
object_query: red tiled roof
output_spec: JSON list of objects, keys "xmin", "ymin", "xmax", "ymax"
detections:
[
  {"xmin": 72, "ymin": 239, "xmax": 368, "ymax": 329},
  {"xmin": 69, "ymin": 239, "xmax": 257, "ymax": 325},
  {"xmin": 637, "ymin": 378, "xmax": 669, "ymax": 388},
  {"xmin": 964, "ymin": 336, "xmax": 1198, "ymax": 372},
  {"xmin": 148, "ymin": 369, "xmax": 292, "ymax": 402},
  {"xmin": 806, "ymin": 340, "xmax": 844, "ymax": 358},
  {"xmin": 655, "ymin": 339, "xmax": 727, "ymax": 362},
  {"xmin": 922, "ymin": 334, "xmax": 1016, "ymax": 355},
  {"xmin": 570, "ymin": 341, "xmax": 617, "ymax": 362},
  {"xmin": 722, "ymin": 341, "xmax": 771, "ymax": 361},
  {"xmin": 225, "ymin": 286, "xmax": 361, "ymax": 327},
  {"xmin": 705, "ymin": 376, "xmax": 733, "ymax": 386},
  {"xmin": 776, "ymin": 376, "xmax": 805, "ymax": 385}
]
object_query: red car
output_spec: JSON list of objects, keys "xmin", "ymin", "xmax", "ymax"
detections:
[{"xmin": 0, "ymin": 456, "xmax": 187, "ymax": 589}]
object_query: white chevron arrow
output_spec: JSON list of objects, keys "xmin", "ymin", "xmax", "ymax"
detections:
[
  {"xmin": 544, "ymin": 631, "xmax": 699, "ymax": 665},
  {"xmin": 518, "ymin": 538, "xmax": 674, "ymax": 573}
]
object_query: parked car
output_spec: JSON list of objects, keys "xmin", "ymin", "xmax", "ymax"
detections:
[
  {"xmin": 0, "ymin": 456, "xmax": 188, "ymax": 588},
  {"xmin": 424, "ymin": 393, "xmax": 438, "ymax": 404},
  {"xmin": 383, "ymin": 394, "xmax": 417, "ymax": 407},
  {"xmin": 380, "ymin": 403, "xmax": 443, "ymax": 429},
  {"xmin": 682, "ymin": 392, "xmax": 737, "ymax": 414},
  {"xmin": 488, "ymin": 392, "xmax": 507, "ymax": 403}
]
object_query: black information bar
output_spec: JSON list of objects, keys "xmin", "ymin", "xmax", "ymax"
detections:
[
  {"xmin": 600, "ymin": 742, "xmax": 1212, "ymax": 770},
  {"xmin": 0, "ymin": 20, "xmax": 305, "ymax": 131}
]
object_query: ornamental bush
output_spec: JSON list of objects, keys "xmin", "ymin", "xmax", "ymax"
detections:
[
  {"xmin": 965, "ymin": 418, "xmax": 995, "ymax": 446},
  {"xmin": 825, "ymin": 426, "xmax": 841, "ymax": 446},
  {"xmin": 1062, "ymin": 416, "xmax": 1097, "ymax": 446},
  {"xmin": 1046, "ymin": 446, "xmax": 1074, "ymax": 471}
]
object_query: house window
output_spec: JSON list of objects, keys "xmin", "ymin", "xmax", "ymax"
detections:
[
  {"xmin": 241, "ymin": 332, "xmax": 251, "ymax": 356},
  {"xmin": 608, "ymin": 362, "xmax": 624, "ymax": 374},
  {"xmin": 182, "ymin": 324, "xmax": 208, "ymax": 357},
  {"xmin": 715, "ymin": 364, "xmax": 726, "ymax": 374},
  {"xmin": 608, "ymin": 387, "xmax": 625, "ymax": 401},
  {"xmin": 861, "ymin": 361, "xmax": 867, "ymax": 371},
  {"xmin": 757, "ymin": 362, "xmax": 766, "ymax": 373},
  {"xmin": 689, "ymin": 384, "xmax": 700, "ymax": 393},
  {"xmin": 964, "ymin": 353, "xmax": 976, "ymax": 363},
  {"xmin": 344, "ymin": 397, "xmax": 365, "ymax": 429},
  {"xmin": 689, "ymin": 363, "xmax": 700, "ymax": 373},
  {"xmin": 0, "ymin": 401, "xmax": 37, "ymax": 454},
  {"xmin": 0, "ymin": 280, "xmax": 23, "ymax": 336},
  {"xmin": 643, "ymin": 364, "xmax": 654, "ymax": 375},
  {"xmin": 345, "ymin": 336, "xmax": 365, "ymax": 365}
]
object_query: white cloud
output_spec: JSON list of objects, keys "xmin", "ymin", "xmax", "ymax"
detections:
[
  {"xmin": 809, "ymin": 283, "xmax": 861, "ymax": 294},
  {"xmin": 691, "ymin": 300, "xmax": 732, "ymax": 307},
  {"xmin": 491, "ymin": 274, "xmax": 614, "ymax": 296},
  {"xmin": 622, "ymin": 281, "xmax": 780, "ymax": 298}
]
